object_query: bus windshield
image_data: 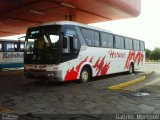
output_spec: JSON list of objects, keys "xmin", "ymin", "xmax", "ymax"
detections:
[{"xmin": 25, "ymin": 25, "xmax": 60, "ymax": 64}]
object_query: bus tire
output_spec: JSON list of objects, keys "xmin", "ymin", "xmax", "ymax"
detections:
[
  {"xmin": 79, "ymin": 67, "xmax": 91, "ymax": 83},
  {"xmin": 128, "ymin": 63, "xmax": 134, "ymax": 74}
]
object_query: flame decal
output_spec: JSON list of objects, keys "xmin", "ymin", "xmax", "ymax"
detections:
[
  {"xmin": 93, "ymin": 56, "xmax": 110, "ymax": 76},
  {"xmin": 101, "ymin": 62, "xmax": 111, "ymax": 75},
  {"xmin": 64, "ymin": 56, "xmax": 111, "ymax": 81},
  {"xmin": 125, "ymin": 50, "xmax": 144, "ymax": 69},
  {"xmin": 64, "ymin": 67, "xmax": 78, "ymax": 80},
  {"xmin": 89, "ymin": 56, "xmax": 94, "ymax": 63},
  {"xmin": 64, "ymin": 57, "xmax": 88, "ymax": 81}
]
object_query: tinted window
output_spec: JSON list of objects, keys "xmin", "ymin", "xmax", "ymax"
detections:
[
  {"xmin": 5, "ymin": 43, "xmax": 15, "ymax": 51},
  {"xmin": 81, "ymin": 28, "xmax": 100, "ymax": 47},
  {"xmin": 94, "ymin": 32, "xmax": 100, "ymax": 47},
  {"xmin": 133, "ymin": 40, "xmax": 140, "ymax": 51},
  {"xmin": 115, "ymin": 36, "xmax": 124, "ymax": 49},
  {"xmin": 125, "ymin": 37, "xmax": 133, "ymax": 50},
  {"xmin": 101, "ymin": 33, "xmax": 113, "ymax": 48},
  {"xmin": 14, "ymin": 43, "xmax": 17, "ymax": 49},
  {"xmin": 140, "ymin": 41, "xmax": 145, "ymax": 51},
  {"xmin": 20, "ymin": 43, "xmax": 25, "ymax": 51},
  {"xmin": 65, "ymin": 29, "xmax": 77, "ymax": 36}
]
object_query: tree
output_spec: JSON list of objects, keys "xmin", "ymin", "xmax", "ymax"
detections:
[
  {"xmin": 149, "ymin": 47, "xmax": 160, "ymax": 61},
  {"xmin": 145, "ymin": 49, "xmax": 151, "ymax": 60}
]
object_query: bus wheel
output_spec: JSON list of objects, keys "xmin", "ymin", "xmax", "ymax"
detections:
[
  {"xmin": 129, "ymin": 63, "xmax": 134, "ymax": 74},
  {"xmin": 79, "ymin": 67, "xmax": 91, "ymax": 83}
]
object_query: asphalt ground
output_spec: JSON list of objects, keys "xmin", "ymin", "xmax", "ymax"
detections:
[{"xmin": 0, "ymin": 63, "xmax": 160, "ymax": 120}]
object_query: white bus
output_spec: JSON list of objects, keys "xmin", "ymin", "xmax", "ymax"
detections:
[
  {"xmin": 0, "ymin": 39, "xmax": 24, "ymax": 70},
  {"xmin": 24, "ymin": 21, "xmax": 145, "ymax": 83}
]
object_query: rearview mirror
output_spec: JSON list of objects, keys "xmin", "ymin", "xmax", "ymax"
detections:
[
  {"xmin": 63, "ymin": 36, "xmax": 70, "ymax": 53},
  {"xmin": 63, "ymin": 36, "xmax": 68, "ymax": 49}
]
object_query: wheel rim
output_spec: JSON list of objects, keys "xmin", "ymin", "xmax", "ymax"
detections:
[{"xmin": 81, "ymin": 71, "xmax": 88, "ymax": 82}]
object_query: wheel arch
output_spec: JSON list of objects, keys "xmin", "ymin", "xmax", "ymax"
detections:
[
  {"xmin": 129, "ymin": 61, "xmax": 135, "ymax": 73},
  {"xmin": 130, "ymin": 62, "xmax": 134, "ymax": 68},
  {"xmin": 77, "ymin": 62, "xmax": 93, "ymax": 79}
]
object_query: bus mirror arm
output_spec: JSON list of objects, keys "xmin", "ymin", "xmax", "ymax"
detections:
[
  {"xmin": 63, "ymin": 36, "xmax": 70, "ymax": 53},
  {"xmin": 63, "ymin": 35, "xmax": 78, "ymax": 53},
  {"xmin": 63, "ymin": 36, "xmax": 68, "ymax": 49}
]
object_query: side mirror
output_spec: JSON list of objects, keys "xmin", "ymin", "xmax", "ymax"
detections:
[
  {"xmin": 63, "ymin": 36, "xmax": 68, "ymax": 49},
  {"xmin": 63, "ymin": 36, "xmax": 70, "ymax": 53},
  {"xmin": 70, "ymin": 36, "xmax": 79, "ymax": 53}
]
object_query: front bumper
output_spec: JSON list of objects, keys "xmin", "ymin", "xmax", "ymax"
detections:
[{"xmin": 24, "ymin": 69, "xmax": 63, "ymax": 81}]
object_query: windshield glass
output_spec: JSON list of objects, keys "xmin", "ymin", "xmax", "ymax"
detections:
[{"xmin": 25, "ymin": 25, "xmax": 60, "ymax": 64}]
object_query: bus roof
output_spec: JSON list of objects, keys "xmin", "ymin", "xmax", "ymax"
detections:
[
  {"xmin": 0, "ymin": 39, "xmax": 25, "ymax": 42},
  {"xmin": 30, "ymin": 21, "xmax": 143, "ymax": 42},
  {"xmin": 32, "ymin": 21, "xmax": 112, "ymax": 34},
  {"xmin": 0, "ymin": 39, "xmax": 19, "ymax": 42}
]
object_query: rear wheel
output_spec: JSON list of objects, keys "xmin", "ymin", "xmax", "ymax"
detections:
[
  {"xmin": 129, "ymin": 63, "xmax": 134, "ymax": 74},
  {"xmin": 79, "ymin": 67, "xmax": 91, "ymax": 83}
]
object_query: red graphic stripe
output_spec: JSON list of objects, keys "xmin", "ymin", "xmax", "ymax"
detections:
[
  {"xmin": 93, "ymin": 56, "xmax": 110, "ymax": 76},
  {"xmin": 76, "ymin": 56, "xmax": 88, "ymax": 71},
  {"xmin": 64, "ymin": 56, "xmax": 111, "ymax": 81},
  {"xmin": 125, "ymin": 50, "xmax": 144, "ymax": 69},
  {"xmin": 89, "ymin": 56, "xmax": 94, "ymax": 63},
  {"xmin": 64, "ymin": 56, "xmax": 88, "ymax": 81},
  {"xmin": 64, "ymin": 67, "xmax": 78, "ymax": 81},
  {"xmin": 101, "ymin": 62, "xmax": 111, "ymax": 75}
]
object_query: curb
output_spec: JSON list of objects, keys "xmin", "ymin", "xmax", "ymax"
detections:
[
  {"xmin": 144, "ymin": 71, "xmax": 155, "ymax": 78},
  {"xmin": 107, "ymin": 71, "xmax": 155, "ymax": 90}
]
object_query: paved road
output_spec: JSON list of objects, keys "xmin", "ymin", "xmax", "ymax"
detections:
[
  {"xmin": 139, "ymin": 62, "xmax": 160, "ymax": 73},
  {"xmin": 0, "ymin": 63, "xmax": 160, "ymax": 119}
]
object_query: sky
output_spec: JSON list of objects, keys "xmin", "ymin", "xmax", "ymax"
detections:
[
  {"xmin": 90, "ymin": 0, "xmax": 160, "ymax": 50},
  {"xmin": 1, "ymin": 0, "xmax": 160, "ymax": 50}
]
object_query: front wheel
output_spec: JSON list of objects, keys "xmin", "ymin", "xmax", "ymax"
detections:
[{"xmin": 79, "ymin": 67, "xmax": 91, "ymax": 83}]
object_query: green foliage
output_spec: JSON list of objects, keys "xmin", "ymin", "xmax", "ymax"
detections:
[
  {"xmin": 146, "ymin": 47, "xmax": 160, "ymax": 61},
  {"xmin": 149, "ymin": 52, "xmax": 156, "ymax": 60},
  {"xmin": 145, "ymin": 49, "xmax": 151, "ymax": 60}
]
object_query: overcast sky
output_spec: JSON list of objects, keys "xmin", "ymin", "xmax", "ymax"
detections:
[
  {"xmin": 1, "ymin": 0, "xmax": 159, "ymax": 50},
  {"xmin": 90, "ymin": 0, "xmax": 160, "ymax": 50}
]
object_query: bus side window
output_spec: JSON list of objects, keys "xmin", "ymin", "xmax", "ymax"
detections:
[
  {"xmin": 140, "ymin": 41, "xmax": 145, "ymax": 51},
  {"xmin": 101, "ymin": 33, "xmax": 107, "ymax": 47},
  {"xmin": 81, "ymin": 28, "xmax": 100, "ymax": 47},
  {"xmin": 125, "ymin": 37, "xmax": 133, "ymax": 50},
  {"xmin": 101, "ymin": 33, "xmax": 113, "ymax": 48},
  {"xmin": 6, "ymin": 43, "xmax": 15, "ymax": 51},
  {"xmin": 20, "ymin": 43, "xmax": 25, "ymax": 51},
  {"xmin": 81, "ymin": 28, "xmax": 94, "ymax": 46},
  {"xmin": 94, "ymin": 32, "xmax": 100, "ymax": 47},
  {"xmin": 108, "ymin": 34, "xmax": 114, "ymax": 48},
  {"xmin": 133, "ymin": 40, "xmax": 140, "ymax": 51},
  {"xmin": 115, "ymin": 36, "xmax": 124, "ymax": 49},
  {"xmin": 14, "ymin": 43, "xmax": 18, "ymax": 51}
]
